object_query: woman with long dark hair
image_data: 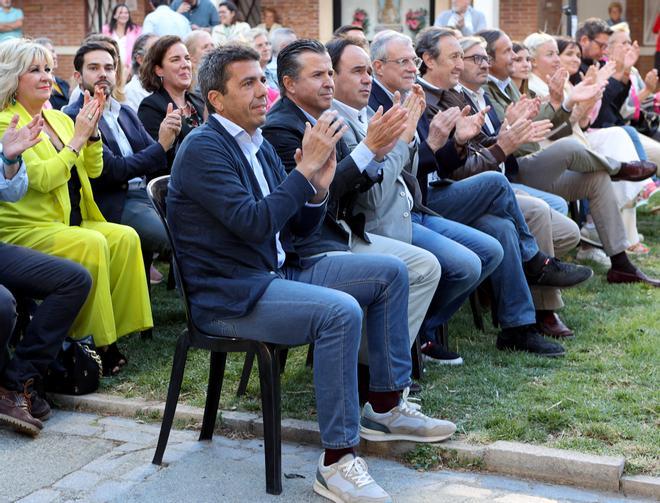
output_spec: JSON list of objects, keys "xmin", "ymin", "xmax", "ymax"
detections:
[{"xmin": 102, "ymin": 3, "xmax": 142, "ymax": 70}]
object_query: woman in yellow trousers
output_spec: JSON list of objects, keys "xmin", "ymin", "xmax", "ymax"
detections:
[{"xmin": 0, "ymin": 39, "xmax": 152, "ymax": 375}]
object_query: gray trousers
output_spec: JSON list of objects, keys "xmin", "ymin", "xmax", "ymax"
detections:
[
  {"xmin": 516, "ymin": 194, "xmax": 579, "ymax": 311},
  {"xmin": 120, "ymin": 189, "xmax": 170, "ymax": 257},
  {"xmin": 352, "ymin": 232, "xmax": 441, "ymax": 362},
  {"xmin": 515, "ymin": 138, "xmax": 628, "ymax": 255}
]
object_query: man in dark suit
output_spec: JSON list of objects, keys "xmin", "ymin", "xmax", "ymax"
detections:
[
  {"xmin": 63, "ymin": 41, "xmax": 182, "ymax": 263},
  {"xmin": 370, "ymin": 29, "xmax": 593, "ymax": 357},
  {"xmin": 262, "ymin": 39, "xmax": 443, "ymax": 361},
  {"xmin": 169, "ymin": 45, "xmax": 456, "ymax": 502}
]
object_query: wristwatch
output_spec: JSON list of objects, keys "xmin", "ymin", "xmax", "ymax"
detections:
[{"xmin": 0, "ymin": 142, "xmax": 22, "ymax": 166}]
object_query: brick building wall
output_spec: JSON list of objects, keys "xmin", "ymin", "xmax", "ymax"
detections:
[
  {"xmin": 626, "ymin": 0, "xmax": 654, "ymax": 76},
  {"xmin": 262, "ymin": 0, "xmax": 319, "ymax": 40}
]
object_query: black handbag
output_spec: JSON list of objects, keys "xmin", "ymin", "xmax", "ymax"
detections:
[
  {"xmin": 630, "ymin": 110, "xmax": 659, "ymax": 138},
  {"xmin": 45, "ymin": 336, "xmax": 103, "ymax": 395}
]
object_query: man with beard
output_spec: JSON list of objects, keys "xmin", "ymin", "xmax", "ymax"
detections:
[{"xmin": 63, "ymin": 41, "xmax": 182, "ymax": 270}]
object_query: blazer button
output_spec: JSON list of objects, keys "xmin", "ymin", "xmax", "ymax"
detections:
[
  {"xmin": 399, "ymin": 191, "xmax": 406, "ymax": 197},
  {"xmin": 403, "ymin": 211, "xmax": 410, "ymax": 218}
]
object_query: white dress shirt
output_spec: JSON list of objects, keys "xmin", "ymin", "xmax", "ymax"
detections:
[{"xmin": 142, "ymin": 5, "xmax": 191, "ymax": 38}]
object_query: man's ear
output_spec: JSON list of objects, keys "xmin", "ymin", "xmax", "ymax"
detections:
[
  {"xmin": 282, "ymin": 74, "xmax": 296, "ymax": 97},
  {"xmin": 207, "ymin": 89, "xmax": 224, "ymax": 113},
  {"xmin": 73, "ymin": 71, "xmax": 83, "ymax": 89},
  {"xmin": 422, "ymin": 52, "xmax": 435, "ymax": 72},
  {"xmin": 372, "ymin": 59, "xmax": 384, "ymax": 78}
]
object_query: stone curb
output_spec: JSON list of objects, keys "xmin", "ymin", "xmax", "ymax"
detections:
[{"xmin": 48, "ymin": 393, "xmax": 659, "ymax": 499}]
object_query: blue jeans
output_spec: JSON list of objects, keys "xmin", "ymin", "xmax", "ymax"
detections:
[
  {"xmin": 211, "ymin": 253, "xmax": 412, "ymax": 449},
  {"xmin": 426, "ymin": 172, "xmax": 538, "ymax": 328},
  {"xmin": 621, "ymin": 125, "xmax": 648, "ymax": 161},
  {"xmin": 411, "ymin": 212, "xmax": 503, "ymax": 343},
  {"xmin": 511, "ymin": 183, "xmax": 568, "ymax": 215}
]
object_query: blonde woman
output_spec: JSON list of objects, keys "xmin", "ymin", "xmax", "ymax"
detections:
[{"xmin": 0, "ymin": 39, "xmax": 152, "ymax": 375}]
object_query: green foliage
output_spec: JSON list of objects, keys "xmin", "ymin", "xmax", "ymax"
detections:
[{"xmin": 104, "ymin": 215, "xmax": 660, "ymax": 475}]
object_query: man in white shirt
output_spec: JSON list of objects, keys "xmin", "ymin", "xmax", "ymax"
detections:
[{"xmin": 143, "ymin": 0, "xmax": 191, "ymax": 38}]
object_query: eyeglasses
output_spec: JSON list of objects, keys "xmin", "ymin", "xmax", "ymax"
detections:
[
  {"xmin": 463, "ymin": 54, "xmax": 491, "ymax": 65},
  {"xmin": 380, "ymin": 57, "xmax": 422, "ymax": 69},
  {"xmin": 589, "ymin": 38, "xmax": 608, "ymax": 50}
]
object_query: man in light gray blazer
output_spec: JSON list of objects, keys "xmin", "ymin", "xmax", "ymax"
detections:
[{"xmin": 328, "ymin": 37, "xmax": 504, "ymax": 365}]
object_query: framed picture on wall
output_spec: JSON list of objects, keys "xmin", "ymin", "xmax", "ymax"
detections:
[
  {"xmin": 644, "ymin": 0, "xmax": 660, "ymax": 46},
  {"xmin": 338, "ymin": 0, "xmax": 435, "ymax": 40}
]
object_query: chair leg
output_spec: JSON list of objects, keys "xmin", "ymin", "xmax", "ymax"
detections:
[
  {"xmin": 199, "ymin": 351, "xmax": 227, "ymax": 441},
  {"xmin": 153, "ymin": 332, "xmax": 190, "ymax": 465},
  {"xmin": 237, "ymin": 350, "xmax": 255, "ymax": 397},
  {"xmin": 256, "ymin": 344, "xmax": 282, "ymax": 495},
  {"xmin": 469, "ymin": 292, "xmax": 485, "ymax": 332},
  {"xmin": 305, "ymin": 343, "xmax": 314, "ymax": 368},
  {"xmin": 278, "ymin": 348, "xmax": 288, "ymax": 375},
  {"xmin": 411, "ymin": 335, "xmax": 424, "ymax": 380},
  {"xmin": 437, "ymin": 323, "xmax": 449, "ymax": 350}
]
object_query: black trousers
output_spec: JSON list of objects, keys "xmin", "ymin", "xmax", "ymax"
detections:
[{"xmin": 0, "ymin": 243, "xmax": 91, "ymax": 391}]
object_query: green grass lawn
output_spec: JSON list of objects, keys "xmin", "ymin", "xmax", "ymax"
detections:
[{"xmin": 102, "ymin": 214, "xmax": 660, "ymax": 476}]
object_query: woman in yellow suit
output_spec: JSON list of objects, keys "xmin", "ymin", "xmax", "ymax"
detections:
[{"xmin": 0, "ymin": 39, "xmax": 152, "ymax": 375}]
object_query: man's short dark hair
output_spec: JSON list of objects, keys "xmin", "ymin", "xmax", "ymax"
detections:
[
  {"xmin": 575, "ymin": 18, "xmax": 613, "ymax": 42},
  {"xmin": 476, "ymin": 29, "xmax": 504, "ymax": 59},
  {"xmin": 333, "ymin": 24, "xmax": 364, "ymax": 38},
  {"xmin": 151, "ymin": 0, "xmax": 170, "ymax": 7},
  {"xmin": 73, "ymin": 41, "xmax": 117, "ymax": 73},
  {"xmin": 198, "ymin": 44, "xmax": 260, "ymax": 113},
  {"xmin": 326, "ymin": 37, "xmax": 363, "ymax": 73},
  {"xmin": 277, "ymin": 39, "xmax": 327, "ymax": 96},
  {"xmin": 414, "ymin": 26, "xmax": 457, "ymax": 76}
]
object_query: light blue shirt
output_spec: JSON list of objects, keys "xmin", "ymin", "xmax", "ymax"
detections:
[
  {"xmin": 0, "ymin": 157, "xmax": 28, "ymax": 203},
  {"xmin": 0, "ymin": 7, "xmax": 23, "ymax": 42},
  {"xmin": 213, "ymin": 113, "xmax": 287, "ymax": 268}
]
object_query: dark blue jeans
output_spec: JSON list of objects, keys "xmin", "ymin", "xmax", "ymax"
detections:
[
  {"xmin": 206, "ymin": 253, "xmax": 412, "ymax": 449},
  {"xmin": 411, "ymin": 212, "xmax": 503, "ymax": 344},
  {"xmin": 0, "ymin": 243, "xmax": 91, "ymax": 391},
  {"xmin": 426, "ymin": 172, "xmax": 538, "ymax": 328}
]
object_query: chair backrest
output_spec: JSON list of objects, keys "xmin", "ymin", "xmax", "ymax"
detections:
[{"xmin": 146, "ymin": 175, "xmax": 195, "ymax": 328}]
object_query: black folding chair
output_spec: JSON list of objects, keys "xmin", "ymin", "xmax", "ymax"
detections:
[{"xmin": 147, "ymin": 175, "xmax": 292, "ymax": 495}]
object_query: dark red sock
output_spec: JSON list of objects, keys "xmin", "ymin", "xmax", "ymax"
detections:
[
  {"xmin": 368, "ymin": 390, "xmax": 401, "ymax": 413},
  {"xmin": 324, "ymin": 447, "xmax": 356, "ymax": 466}
]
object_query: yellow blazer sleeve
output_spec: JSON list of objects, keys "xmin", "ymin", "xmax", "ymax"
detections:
[
  {"xmin": 0, "ymin": 110, "xmax": 79, "ymax": 194},
  {"xmin": 81, "ymin": 139, "xmax": 103, "ymax": 179}
]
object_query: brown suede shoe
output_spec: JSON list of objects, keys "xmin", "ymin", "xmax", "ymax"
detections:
[
  {"xmin": 611, "ymin": 161, "xmax": 657, "ymax": 182},
  {"xmin": 537, "ymin": 311, "xmax": 574, "ymax": 339},
  {"xmin": 0, "ymin": 381, "xmax": 43, "ymax": 437}
]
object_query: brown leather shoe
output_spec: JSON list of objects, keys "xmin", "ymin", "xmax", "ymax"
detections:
[
  {"xmin": 0, "ymin": 382, "xmax": 43, "ymax": 437},
  {"xmin": 536, "ymin": 311, "xmax": 574, "ymax": 339},
  {"xmin": 611, "ymin": 161, "xmax": 657, "ymax": 182},
  {"xmin": 607, "ymin": 267, "xmax": 660, "ymax": 287}
]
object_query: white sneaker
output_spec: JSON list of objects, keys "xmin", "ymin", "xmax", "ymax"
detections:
[
  {"xmin": 580, "ymin": 226, "xmax": 603, "ymax": 248},
  {"xmin": 576, "ymin": 246, "xmax": 611, "ymax": 267},
  {"xmin": 313, "ymin": 453, "xmax": 392, "ymax": 503},
  {"xmin": 360, "ymin": 388, "xmax": 456, "ymax": 443}
]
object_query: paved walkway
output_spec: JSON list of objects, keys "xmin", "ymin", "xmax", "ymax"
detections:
[{"xmin": 0, "ymin": 411, "xmax": 653, "ymax": 503}]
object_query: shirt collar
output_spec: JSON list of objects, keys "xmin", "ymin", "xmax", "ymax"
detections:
[
  {"xmin": 488, "ymin": 74, "xmax": 512, "ymax": 93},
  {"xmin": 332, "ymin": 99, "xmax": 367, "ymax": 125},
  {"xmin": 213, "ymin": 113, "xmax": 263, "ymax": 151},
  {"xmin": 459, "ymin": 84, "xmax": 484, "ymax": 101},
  {"xmin": 417, "ymin": 76, "xmax": 440, "ymax": 91},
  {"xmin": 103, "ymin": 97, "xmax": 122, "ymax": 118}
]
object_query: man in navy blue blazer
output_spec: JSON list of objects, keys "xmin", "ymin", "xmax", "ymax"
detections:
[
  {"xmin": 168, "ymin": 45, "xmax": 456, "ymax": 502},
  {"xmin": 64, "ymin": 41, "xmax": 183, "ymax": 263}
]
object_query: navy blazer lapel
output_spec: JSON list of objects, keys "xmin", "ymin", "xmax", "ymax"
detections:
[
  {"xmin": 484, "ymin": 94, "xmax": 502, "ymax": 133},
  {"xmin": 369, "ymin": 82, "xmax": 393, "ymax": 113},
  {"xmin": 207, "ymin": 116, "xmax": 266, "ymax": 199},
  {"xmin": 116, "ymin": 109, "xmax": 142, "ymax": 152},
  {"xmin": 98, "ymin": 116, "xmax": 122, "ymax": 154}
]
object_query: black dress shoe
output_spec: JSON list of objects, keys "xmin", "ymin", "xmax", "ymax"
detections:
[
  {"xmin": 536, "ymin": 311, "xmax": 574, "ymax": 339},
  {"xmin": 607, "ymin": 267, "xmax": 660, "ymax": 287},
  {"xmin": 527, "ymin": 258, "xmax": 593, "ymax": 288},
  {"xmin": 496, "ymin": 325, "xmax": 566, "ymax": 357},
  {"xmin": 611, "ymin": 161, "xmax": 657, "ymax": 182}
]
